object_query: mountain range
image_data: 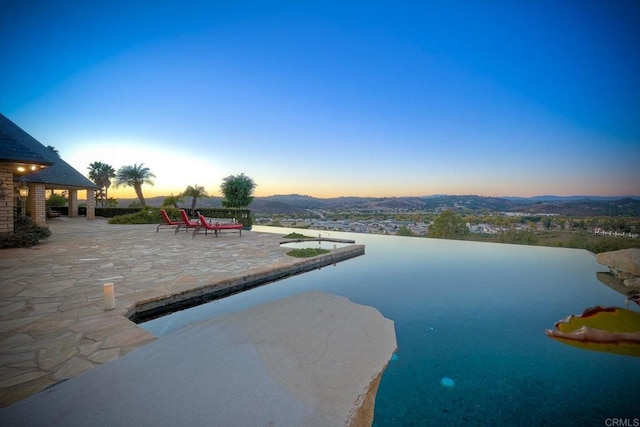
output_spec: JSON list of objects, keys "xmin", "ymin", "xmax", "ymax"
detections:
[{"xmin": 120, "ymin": 194, "xmax": 640, "ymax": 217}]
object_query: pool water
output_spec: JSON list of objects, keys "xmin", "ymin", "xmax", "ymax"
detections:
[{"xmin": 141, "ymin": 226, "xmax": 640, "ymax": 425}]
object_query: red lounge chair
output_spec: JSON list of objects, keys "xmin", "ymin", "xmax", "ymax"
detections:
[
  {"xmin": 178, "ymin": 209, "xmax": 199, "ymax": 234},
  {"xmin": 156, "ymin": 209, "xmax": 182, "ymax": 232},
  {"xmin": 193, "ymin": 214, "xmax": 243, "ymax": 238}
]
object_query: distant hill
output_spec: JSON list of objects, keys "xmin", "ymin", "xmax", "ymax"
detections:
[
  {"xmin": 116, "ymin": 196, "xmax": 224, "ymax": 208},
  {"xmin": 503, "ymin": 195, "xmax": 640, "ymax": 202},
  {"xmin": 115, "ymin": 194, "xmax": 640, "ymax": 216},
  {"xmin": 512, "ymin": 197, "xmax": 640, "ymax": 216}
]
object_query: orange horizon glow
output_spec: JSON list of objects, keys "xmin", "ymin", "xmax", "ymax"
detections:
[{"xmin": 100, "ymin": 185, "xmax": 639, "ymax": 201}]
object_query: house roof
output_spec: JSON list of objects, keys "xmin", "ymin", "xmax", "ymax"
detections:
[{"xmin": 0, "ymin": 113, "xmax": 97, "ymax": 190}]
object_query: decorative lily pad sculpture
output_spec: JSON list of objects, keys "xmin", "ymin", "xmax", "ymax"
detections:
[{"xmin": 545, "ymin": 306, "xmax": 640, "ymax": 357}]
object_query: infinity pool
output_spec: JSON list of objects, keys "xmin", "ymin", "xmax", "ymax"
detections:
[{"xmin": 141, "ymin": 226, "xmax": 639, "ymax": 425}]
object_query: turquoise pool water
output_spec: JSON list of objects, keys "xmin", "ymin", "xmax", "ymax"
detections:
[{"xmin": 141, "ymin": 226, "xmax": 640, "ymax": 425}]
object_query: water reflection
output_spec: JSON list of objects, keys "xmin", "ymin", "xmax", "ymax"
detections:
[{"xmin": 141, "ymin": 226, "xmax": 640, "ymax": 425}]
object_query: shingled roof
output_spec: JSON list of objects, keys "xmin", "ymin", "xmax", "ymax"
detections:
[{"xmin": 0, "ymin": 113, "xmax": 97, "ymax": 190}]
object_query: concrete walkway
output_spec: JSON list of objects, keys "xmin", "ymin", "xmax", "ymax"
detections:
[{"xmin": 0, "ymin": 217, "xmax": 363, "ymax": 408}]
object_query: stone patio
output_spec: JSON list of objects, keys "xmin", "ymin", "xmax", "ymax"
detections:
[{"xmin": 0, "ymin": 217, "xmax": 364, "ymax": 407}]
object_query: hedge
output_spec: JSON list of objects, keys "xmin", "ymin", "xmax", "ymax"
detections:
[{"xmin": 105, "ymin": 207, "xmax": 252, "ymax": 229}]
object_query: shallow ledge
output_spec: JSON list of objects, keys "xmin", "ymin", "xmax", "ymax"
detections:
[
  {"xmin": 129, "ymin": 244, "xmax": 365, "ymax": 323},
  {"xmin": 280, "ymin": 237, "xmax": 357, "ymax": 244},
  {"xmin": 0, "ymin": 291, "xmax": 396, "ymax": 427}
]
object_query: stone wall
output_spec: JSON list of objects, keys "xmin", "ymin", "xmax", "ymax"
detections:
[{"xmin": 0, "ymin": 166, "xmax": 14, "ymax": 233}]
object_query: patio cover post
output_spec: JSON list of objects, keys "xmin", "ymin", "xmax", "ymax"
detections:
[
  {"xmin": 27, "ymin": 183, "xmax": 46, "ymax": 226},
  {"xmin": 68, "ymin": 189, "xmax": 78, "ymax": 217},
  {"xmin": 86, "ymin": 189, "xmax": 96, "ymax": 219}
]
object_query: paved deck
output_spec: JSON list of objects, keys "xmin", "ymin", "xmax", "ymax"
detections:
[{"xmin": 0, "ymin": 217, "xmax": 364, "ymax": 408}]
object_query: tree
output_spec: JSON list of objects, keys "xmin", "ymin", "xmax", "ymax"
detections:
[
  {"xmin": 220, "ymin": 173, "xmax": 256, "ymax": 208},
  {"xmin": 396, "ymin": 226, "xmax": 415, "ymax": 236},
  {"xmin": 46, "ymin": 193, "xmax": 66, "ymax": 207},
  {"xmin": 87, "ymin": 161, "xmax": 116, "ymax": 207},
  {"xmin": 114, "ymin": 163, "xmax": 155, "ymax": 207},
  {"xmin": 47, "ymin": 145, "xmax": 60, "ymax": 156},
  {"xmin": 105, "ymin": 197, "xmax": 118, "ymax": 207},
  {"xmin": 183, "ymin": 184, "xmax": 208, "ymax": 212},
  {"xmin": 162, "ymin": 193, "xmax": 185, "ymax": 208},
  {"xmin": 429, "ymin": 210, "xmax": 470, "ymax": 239}
]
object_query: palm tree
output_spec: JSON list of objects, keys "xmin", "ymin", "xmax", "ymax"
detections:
[
  {"xmin": 162, "ymin": 193, "xmax": 185, "ymax": 208},
  {"xmin": 87, "ymin": 162, "xmax": 116, "ymax": 207},
  {"xmin": 183, "ymin": 184, "xmax": 208, "ymax": 213},
  {"xmin": 114, "ymin": 163, "xmax": 156, "ymax": 207}
]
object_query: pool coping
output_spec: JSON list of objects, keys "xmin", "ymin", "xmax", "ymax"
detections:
[{"xmin": 130, "ymin": 244, "xmax": 365, "ymax": 322}]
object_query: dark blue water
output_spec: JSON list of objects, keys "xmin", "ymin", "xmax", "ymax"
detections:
[{"xmin": 141, "ymin": 227, "xmax": 640, "ymax": 425}]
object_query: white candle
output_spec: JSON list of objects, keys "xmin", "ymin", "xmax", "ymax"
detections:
[{"xmin": 103, "ymin": 283, "xmax": 116, "ymax": 310}]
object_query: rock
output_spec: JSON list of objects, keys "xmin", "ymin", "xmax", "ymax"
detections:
[
  {"xmin": 0, "ymin": 291, "xmax": 397, "ymax": 427},
  {"xmin": 624, "ymin": 277, "xmax": 640, "ymax": 289},
  {"xmin": 596, "ymin": 248, "xmax": 640, "ymax": 278},
  {"xmin": 596, "ymin": 272, "xmax": 631, "ymax": 296},
  {"xmin": 597, "ymin": 249, "xmax": 640, "ymax": 294}
]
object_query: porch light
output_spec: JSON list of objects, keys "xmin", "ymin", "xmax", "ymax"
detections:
[
  {"xmin": 15, "ymin": 164, "xmax": 45, "ymax": 174},
  {"xmin": 0, "ymin": 179, "xmax": 8, "ymax": 200},
  {"xmin": 17, "ymin": 179, "xmax": 29, "ymax": 201}
]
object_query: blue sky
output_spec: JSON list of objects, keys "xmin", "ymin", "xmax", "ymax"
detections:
[{"xmin": 1, "ymin": 1, "xmax": 639, "ymax": 198}]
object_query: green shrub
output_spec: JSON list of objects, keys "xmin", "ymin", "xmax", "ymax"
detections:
[
  {"xmin": 429, "ymin": 210, "xmax": 470, "ymax": 239},
  {"xmin": 46, "ymin": 193, "xmax": 67, "ymax": 207},
  {"xmin": 498, "ymin": 230, "xmax": 539, "ymax": 245},
  {"xmin": 106, "ymin": 207, "xmax": 185, "ymax": 224},
  {"xmin": 565, "ymin": 234, "xmax": 640, "ymax": 253},
  {"xmin": 96, "ymin": 207, "xmax": 142, "ymax": 218},
  {"xmin": 107, "ymin": 208, "xmax": 162, "ymax": 224},
  {"xmin": 104, "ymin": 207, "xmax": 252, "ymax": 228},
  {"xmin": 396, "ymin": 226, "xmax": 415, "ymax": 236},
  {"xmin": 286, "ymin": 248, "xmax": 330, "ymax": 258},
  {"xmin": 0, "ymin": 217, "xmax": 52, "ymax": 249},
  {"xmin": 283, "ymin": 232, "xmax": 314, "ymax": 239},
  {"xmin": 161, "ymin": 207, "xmax": 182, "ymax": 221},
  {"xmin": 586, "ymin": 237, "xmax": 640, "ymax": 253}
]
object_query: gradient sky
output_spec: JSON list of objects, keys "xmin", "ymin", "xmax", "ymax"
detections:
[{"xmin": 1, "ymin": 1, "xmax": 639, "ymax": 199}]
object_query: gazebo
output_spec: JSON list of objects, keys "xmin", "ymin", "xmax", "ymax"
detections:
[{"xmin": 0, "ymin": 113, "xmax": 98, "ymax": 233}]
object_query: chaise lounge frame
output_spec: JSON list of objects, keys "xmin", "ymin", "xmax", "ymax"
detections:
[
  {"xmin": 193, "ymin": 213, "xmax": 243, "ymax": 238},
  {"xmin": 156, "ymin": 209, "xmax": 182, "ymax": 233},
  {"xmin": 178, "ymin": 209, "xmax": 200, "ymax": 234}
]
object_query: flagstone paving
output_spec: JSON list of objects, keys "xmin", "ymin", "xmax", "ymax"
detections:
[{"xmin": 0, "ymin": 217, "xmax": 363, "ymax": 408}]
